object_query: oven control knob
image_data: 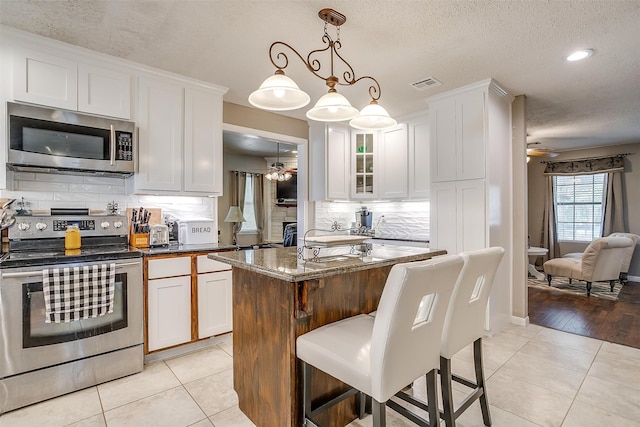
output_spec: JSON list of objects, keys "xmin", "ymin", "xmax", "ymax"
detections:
[
  {"xmin": 113, "ymin": 221, "xmax": 123, "ymax": 229},
  {"xmin": 101, "ymin": 221, "xmax": 110, "ymax": 229},
  {"xmin": 17, "ymin": 222, "xmax": 30, "ymax": 231},
  {"xmin": 36, "ymin": 222, "xmax": 47, "ymax": 231}
]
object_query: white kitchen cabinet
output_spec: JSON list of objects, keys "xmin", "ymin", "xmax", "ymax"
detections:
[
  {"xmin": 428, "ymin": 79, "xmax": 513, "ymax": 335},
  {"xmin": 196, "ymin": 255, "xmax": 232, "ymax": 338},
  {"xmin": 183, "ymin": 88, "xmax": 223, "ymax": 194},
  {"xmin": 13, "ymin": 47, "xmax": 131, "ymax": 119},
  {"xmin": 146, "ymin": 256, "xmax": 192, "ymax": 352},
  {"xmin": 78, "ymin": 63, "xmax": 131, "ymax": 119},
  {"xmin": 430, "ymin": 88, "xmax": 485, "ymax": 183},
  {"xmin": 431, "ymin": 180, "xmax": 486, "ymax": 255},
  {"xmin": 325, "ymin": 124, "xmax": 351, "ymax": 200},
  {"xmin": 13, "ymin": 47, "xmax": 78, "ymax": 110},
  {"xmin": 147, "ymin": 275, "xmax": 192, "ymax": 352},
  {"xmin": 135, "ymin": 77, "xmax": 224, "ymax": 196},
  {"xmin": 197, "ymin": 271, "xmax": 232, "ymax": 338},
  {"xmin": 407, "ymin": 113, "xmax": 430, "ymax": 198},
  {"xmin": 312, "ymin": 121, "xmax": 414, "ymax": 201},
  {"xmin": 378, "ymin": 124, "xmax": 408, "ymax": 199},
  {"xmin": 351, "ymin": 130, "xmax": 377, "ymax": 199},
  {"xmin": 135, "ymin": 77, "xmax": 184, "ymax": 192}
]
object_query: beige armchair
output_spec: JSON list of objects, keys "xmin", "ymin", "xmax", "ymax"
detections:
[
  {"xmin": 543, "ymin": 236, "xmax": 634, "ymax": 296},
  {"xmin": 564, "ymin": 232, "xmax": 639, "ymax": 283}
]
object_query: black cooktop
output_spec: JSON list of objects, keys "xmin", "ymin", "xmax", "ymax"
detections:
[{"xmin": 0, "ymin": 245, "xmax": 142, "ymax": 269}]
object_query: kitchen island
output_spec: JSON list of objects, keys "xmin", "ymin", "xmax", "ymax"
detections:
[{"xmin": 209, "ymin": 244, "xmax": 447, "ymax": 427}]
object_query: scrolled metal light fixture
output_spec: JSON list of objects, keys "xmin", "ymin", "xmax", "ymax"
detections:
[{"xmin": 248, "ymin": 8, "xmax": 397, "ymax": 130}]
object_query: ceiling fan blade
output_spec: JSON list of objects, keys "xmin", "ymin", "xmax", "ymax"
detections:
[{"xmin": 527, "ymin": 148, "xmax": 558, "ymax": 157}]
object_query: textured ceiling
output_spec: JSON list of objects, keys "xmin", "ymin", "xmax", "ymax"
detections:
[{"xmin": 1, "ymin": 0, "xmax": 640, "ymax": 154}]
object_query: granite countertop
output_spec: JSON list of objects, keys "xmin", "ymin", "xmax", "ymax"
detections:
[
  {"xmin": 138, "ymin": 242, "xmax": 237, "ymax": 256},
  {"xmin": 208, "ymin": 244, "xmax": 447, "ymax": 282}
]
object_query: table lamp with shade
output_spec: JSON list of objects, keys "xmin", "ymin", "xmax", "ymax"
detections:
[{"xmin": 224, "ymin": 206, "xmax": 246, "ymax": 245}]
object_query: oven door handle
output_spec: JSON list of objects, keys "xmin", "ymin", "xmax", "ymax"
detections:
[{"xmin": 0, "ymin": 260, "xmax": 141, "ymax": 279}]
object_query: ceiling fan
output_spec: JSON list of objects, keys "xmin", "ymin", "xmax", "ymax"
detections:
[{"xmin": 527, "ymin": 142, "xmax": 558, "ymax": 158}]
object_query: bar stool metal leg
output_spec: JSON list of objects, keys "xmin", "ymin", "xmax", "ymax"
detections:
[
  {"xmin": 474, "ymin": 338, "xmax": 491, "ymax": 426},
  {"xmin": 440, "ymin": 356, "xmax": 455, "ymax": 427},
  {"xmin": 372, "ymin": 400, "xmax": 387, "ymax": 427}
]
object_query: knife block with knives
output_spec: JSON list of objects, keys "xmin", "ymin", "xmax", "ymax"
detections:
[{"xmin": 127, "ymin": 207, "xmax": 161, "ymax": 248}]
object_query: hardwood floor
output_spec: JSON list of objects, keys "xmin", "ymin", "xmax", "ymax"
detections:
[{"xmin": 528, "ymin": 279, "xmax": 640, "ymax": 349}]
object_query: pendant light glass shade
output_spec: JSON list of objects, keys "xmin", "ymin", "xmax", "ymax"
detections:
[
  {"xmin": 306, "ymin": 90, "xmax": 360, "ymax": 122},
  {"xmin": 248, "ymin": 72, "xmax": 311, "ymax": 111},
  {"xmin": 349, "ymin": 101, "xmax": 398, "ymax": 130}
]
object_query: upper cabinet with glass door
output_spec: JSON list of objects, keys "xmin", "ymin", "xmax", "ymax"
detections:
[{"xmin": 352, "ymin": 130, "xmax": 376, "ymax": 199}]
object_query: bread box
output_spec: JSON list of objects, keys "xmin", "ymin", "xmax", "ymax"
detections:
[{"xmin": 177, "ymin": 218, "xmax": 216, "ymax": 245}]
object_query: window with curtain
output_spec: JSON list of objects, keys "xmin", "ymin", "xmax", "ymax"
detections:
[
  {"xmin": 553, "ymin": 173, "xmax": 607, "ymax": 241},
  {"xmin": 241, "ymin": 178, "xmax": 257, "ymax": 232}
]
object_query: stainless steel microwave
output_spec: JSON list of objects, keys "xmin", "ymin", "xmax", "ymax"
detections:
[{"xmin": 7, "ymin": 102, "xmax": 135, "ymax": 177}]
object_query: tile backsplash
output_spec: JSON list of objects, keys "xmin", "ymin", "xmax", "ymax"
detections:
[
  {"xmin": 314, "ymin": 200, "xmax": 430, "ymax": 241},
  {"xmin": 1, "ymin": 172, "xmax": 216, "ymax": 220}
]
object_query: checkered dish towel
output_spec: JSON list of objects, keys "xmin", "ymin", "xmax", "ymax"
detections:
[{"xmin": 42, "ymin": 263, "xmax": 116, "ymax": 323}]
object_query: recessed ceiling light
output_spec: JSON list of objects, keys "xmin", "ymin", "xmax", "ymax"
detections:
[{"xmin": 566, "ymin": 49, "xmax": 593, "ymax": 61}]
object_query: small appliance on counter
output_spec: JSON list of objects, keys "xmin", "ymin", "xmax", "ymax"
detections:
[
  {"xmin": 352, "ymin": 206, "xmax": 374, "ymax": 236},
  {"xmin": 356, "ymin": 206, "xmax": 373, "ymax": 229},
  {"xmin": 149, "ymin": 224, "xmax": 169, "ymax": 247},
  {"xmin": 177, "ymin": 218, "xmax": 216, "ymax": 245}
]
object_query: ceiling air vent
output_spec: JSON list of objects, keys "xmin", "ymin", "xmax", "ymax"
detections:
[{"xmin": 410, "ymin": 77, "xmax": 442, "ymax": 91}]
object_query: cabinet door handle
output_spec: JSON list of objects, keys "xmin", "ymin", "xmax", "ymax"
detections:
[{"xmin": 110, "ymin": 124, "xmax": 116, "ymax": 166}]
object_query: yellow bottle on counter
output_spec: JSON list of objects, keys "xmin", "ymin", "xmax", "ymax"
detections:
[{"xmin": 65, "ymin": 225, "xmax": 81, "ymax": 250}]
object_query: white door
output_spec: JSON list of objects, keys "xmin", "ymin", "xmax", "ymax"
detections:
[
  {"xmin": 197, "ymin": 271, "xmax": 232, "ymax": 338},
  {"xmin": 13, "ymin": 47, "xmax": 78, "ymax": 110},
  {"xmin": 183, "ymin": 87, "xmax": 223, "ymax": 194},
  {"xmin": 378, "ymin": 124, "xmax": 408, "ymax": 199},
  {"xmin": 408, "ymin": 115, "xmax": 430, "ymax": 198},
  {"xmin": 78, "ymin": 64, "xmax": 131, "ymax": 119},
  {"xmin": 326, "ymin": 124, "xmax": 350, "ymax": 200},
  {"xmin": 147, "ymin": 275, "xmax": 192, "ymax": 351},
  {"xmin": 136, "ymin": 77, "xmax": 183, "ymax": 192}
]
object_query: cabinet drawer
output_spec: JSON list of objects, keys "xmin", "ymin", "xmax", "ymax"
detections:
[
  {"xmin": 148, "ymin": 256, "xmax": 191, "ymax": 279},
  {"xmin": 197, "ymin": 255, "xmax": 231, "ymax": 273}
]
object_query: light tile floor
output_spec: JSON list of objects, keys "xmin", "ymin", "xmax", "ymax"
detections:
[{"xmin": 2, "ymin": 324, "xmax": 640, "ymax": 427}]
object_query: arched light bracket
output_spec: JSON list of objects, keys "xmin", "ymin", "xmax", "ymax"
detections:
[{"xmin": 248, "ymin": 8, "xmax": 396, "ymax": 130}]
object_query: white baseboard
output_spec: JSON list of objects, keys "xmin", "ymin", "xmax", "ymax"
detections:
[
  {"xmin": 628, "ymin": 275, "xmax": 640, "ymax": 282},
  {"xmin": 510, "ymin": 316, "xmax": 530, "ymax": 327}
]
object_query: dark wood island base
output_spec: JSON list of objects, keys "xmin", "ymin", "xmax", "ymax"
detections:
[{"xmin": 210, "ymin": 245, "xmax": 446, "ymax": 427}]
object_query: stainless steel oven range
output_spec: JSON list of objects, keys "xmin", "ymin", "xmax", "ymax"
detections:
[{"xmin": 0, "ymin": 210, "xmax": 143, "ymax": 414}]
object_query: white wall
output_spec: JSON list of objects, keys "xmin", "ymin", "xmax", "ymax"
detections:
[
  {"xmin": 314, "ymin": 200, "xmax": 430, "ymax": 241},
  {"xmin": 1, "ymin": 172, "xmax": 216, "ymax": 221}
]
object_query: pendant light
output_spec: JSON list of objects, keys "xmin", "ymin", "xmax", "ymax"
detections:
[{"xmin": 248, "ymin": 8, "xmax": 396, "ymax": 130}]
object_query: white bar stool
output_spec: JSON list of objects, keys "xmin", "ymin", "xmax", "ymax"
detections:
[
  {"xmin": 296, "ymin": 254, "xmax": 464, "ymax": 427},
  {"xmin": 440, "ymin": 247, "xmax": 505, "ymax": 427}
]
